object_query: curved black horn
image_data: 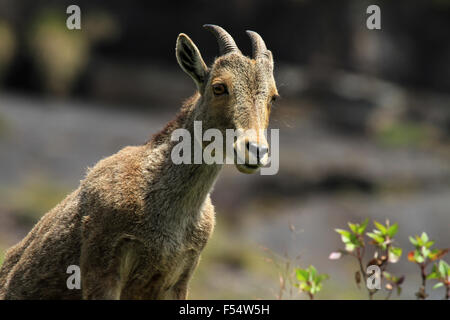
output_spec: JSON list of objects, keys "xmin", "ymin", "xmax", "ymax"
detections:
[
  {"xmin": 203, "ymin": 24, "xmax": 240, "ymax": 55},
  {"xmin": 246, "ymin": 30, "xmax": 268, "ymax": 59}
]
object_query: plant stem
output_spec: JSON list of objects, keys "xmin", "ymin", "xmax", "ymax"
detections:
[
  {"xmin": 421, "ymin": 265, "xmax": 427, "ymax": 287},
  {"xmin": 446, "ymin": 283, "xmax": 449, "ymax": 300},
  {"xmin": 418, "ymin": 263, "xmax": 427, "ymax": 300},
  {"xmin": 355, "ymin": 248, "xmax": 375, "ymax": 299},
  {"xmin": 355, "ymin": 249, "xmax": 365, "ymax": 278}
]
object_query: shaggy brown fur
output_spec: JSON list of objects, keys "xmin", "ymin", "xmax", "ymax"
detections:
[{"xmin": 0, "ymin": 26, "xmax": 277, "ymax": 299}]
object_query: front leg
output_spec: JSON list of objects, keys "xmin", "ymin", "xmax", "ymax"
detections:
[
  {"xmin": 81, "ymin": 269, "xmax": 122, "ymax": 300},
  {"xmin": 169, "ymin": 254, "xmax": 200, "ymax": 300},
  {"xmin": 81, "ymin": 235, "xmax": 147, "ymax": 300}
]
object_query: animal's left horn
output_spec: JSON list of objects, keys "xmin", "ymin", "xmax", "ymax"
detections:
[
  {"xmin": 246, "ymin": 30, "xmax": 269, "ymax": 60},
  {"xmin": 203, "ymin": 24, "xmax": 241, "ymax": 55}
]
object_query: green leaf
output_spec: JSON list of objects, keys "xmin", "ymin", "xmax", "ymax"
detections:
[
  {"xmin": 387, "ymin": 223, "xmax": 399, "ymax": 237},
  {"xmin": 357, "ymin": 218, "xmax": 369, "ymax": 234},
  {"xmin": 348, "ymin": 223, "xmax": 358, "ymax": 234},
  {"xmin": 335, "ymin": 229, "xmax": 351, "ymax": 243},
  {"xmin": 299, "ymin": 282, "xmax": 310, "ymax": 291},
  {"xmin": 374, "ymin": 221, "xmax": 388, "ymax": 235},
  {"xmin": 413, "ymin": 235, "xmax": 424, "ymax": 247},
  {"xmin": 438, "ymin": 260, "xmax": 449, "ymax": 277},
  {"xmin": 420, "ymin": 232, "xmax": 429, "ymax": 244},
  {"xmin": 390, "ymin": 247, "xmax": 402, "ymax": 257},
  {"xmin": 427, "ymin": 264, "xmax": 439, "ymax": 279},
  {"xmin": 388, "ymin": 247, "xmax": 402, "ymax": 263},
  {"xmin": 308, "ymin": 265, "xmax": 317, "ymax": 280},
  {"xmin": 335, "ymin": 229, "xmax": 350, "ymax": 237},
  {"xmin": 421, "ymin": 246, "xmax": 430, "ymax": 259},
  {"xmin": 424, "ymin": 240, "xmax": 435, "ymax": 249},
  {"xmin": 444, "ymin": 261, "xmax": 449, "ymax": 276},
  {"xmin": 409, "ymin": 236, "xmax": 418, "ymax": 246},
  {"xmin": 414, "ymin": 251, "xmax": 424, "ymax": 263},
  {"xmin": 431, "ymin": 263, "xmax": 438, "ymax": 272},
  {"xmin": 296, "ymin": 269, "xmax": 308, "ymax": 282},
  {"xmin": 367, "ymin": 232, "xmax": 384, "ymax": 244},
  {"xmin": 349, "ymin": 233, "xmax": 362, "ymax": 246},
  {"xmin": 345, "ymin": 243, "xmax": 356, "ymax": 252},
  {"xmin": 432, "ymin": 282, "xmax": 444, "ymax": 290}
]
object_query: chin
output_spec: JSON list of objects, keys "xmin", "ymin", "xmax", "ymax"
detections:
[{"xmin": 235, "ymin": 163, "xmax": 261, "ymax": 174}]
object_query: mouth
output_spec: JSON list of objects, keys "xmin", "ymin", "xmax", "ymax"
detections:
[
  {"xmin": 233, "ymin": 148, "xmax": 261, "ymax": 174},
  {"xmin": 236, "ymin": 163, "xmax": 260, "ymax": 174}
]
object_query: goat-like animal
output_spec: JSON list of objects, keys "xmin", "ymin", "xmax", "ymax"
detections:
[{"xmin": 0, "ymin": 25, "xmax": 278, "ymax": 299}]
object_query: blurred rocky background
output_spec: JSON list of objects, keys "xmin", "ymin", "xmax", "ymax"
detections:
[{"xmin": 0, "ymin": 0, "xmax": 449, "ymax": 299}]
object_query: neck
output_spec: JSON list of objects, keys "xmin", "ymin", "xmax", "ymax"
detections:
[{"xmin": 145, "ymin": 93, "xmax": 223, "ymax": 217}]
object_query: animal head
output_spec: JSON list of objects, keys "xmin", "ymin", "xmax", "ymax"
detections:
[{"xmin": 176, "ymin": 25, "xmax": 278, "ymax": 174}]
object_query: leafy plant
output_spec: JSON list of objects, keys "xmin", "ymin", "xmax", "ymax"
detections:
[
  {"xmin": 408, "ymin": 232, "xmax": 449, "ymax": 299},
  {"xmin": 382, "ymin": 271, "xmax": 405, "ymax": 299},
  {"xmin": 267, "ymin": 220, "xmax": 449, "ymax": 300},
  {"xmin": 294, "ymin": 265, "xmax": 328, "ymax": 300},
  {"xmin": 263, "ymin": 223, "xmax": 328, "ymax": 300},
  {"xmin": 330, "ymin": 219, "xmax": 404, "ymax": 299},
  {"xmin": 427, "ymin": 260, "xmax": 449, "ymax": 299},
  {"xmin": 263, "ymin": 247, "xmax": 302, "ymax": 300}
]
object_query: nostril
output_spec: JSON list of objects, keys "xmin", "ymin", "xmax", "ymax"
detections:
[
  {"xmin": 259, "ymin": 145, "xmax": 269, "ymax": 157},
  {"xmin": 247, "ymin": 142, "xmax": 269, "ymax": 163},
  {"xmin": 247, "ymin": 142, "xmax": 258, "ymax": 154}
]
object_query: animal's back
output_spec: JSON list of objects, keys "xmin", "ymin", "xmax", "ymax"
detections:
[
  {"xmin": 0, "ymin": 145, "xmax": 147, "ymax": 299},
  {"xmin": 0, "ymin": 189, "xmax": 83, "ymax": 299}
]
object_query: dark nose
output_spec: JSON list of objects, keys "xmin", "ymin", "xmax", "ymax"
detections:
[{"xmin": 246, "ymin": 141, "xmax": 269, "ymax": 164}]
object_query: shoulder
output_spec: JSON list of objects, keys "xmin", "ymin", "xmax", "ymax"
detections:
[{"xmin": 79, "ymin": 145, "xmax": 148, "ymax": 212}]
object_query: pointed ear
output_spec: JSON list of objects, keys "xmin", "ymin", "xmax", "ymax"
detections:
[{"xmin": 176, "ymin": 33, "xmax": 208, "ymax": 90}]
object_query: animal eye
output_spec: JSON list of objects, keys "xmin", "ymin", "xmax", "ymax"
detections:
[
  {"xmin": 269, "ymin": 94, "xmax": 279, "ymax": 107},
  {"xmin": 212, "ymin": 83, "xmax": 227, "ymax": 95}
]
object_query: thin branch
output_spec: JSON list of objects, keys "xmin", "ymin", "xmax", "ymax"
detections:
[
  {"xmin": 417, "ymin": 263, "xmax": 428, "ymax": 300},
  {"xmin": 445, "ymin": 283, "xmax": 449, "ymax": 300}
]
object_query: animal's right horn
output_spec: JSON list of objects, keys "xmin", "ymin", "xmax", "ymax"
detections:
[
  {"xmin": 246, "ymin": 30, "xmax": 269, "ymax": 60},
  {"xmin": 203, "ymin": 24, "xmax": 241, "ymax": 55}
]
